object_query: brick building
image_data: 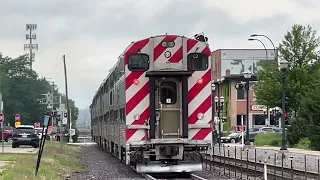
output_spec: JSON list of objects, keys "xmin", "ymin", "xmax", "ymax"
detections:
[{"xmin": 211, "ymin": 49, "xmax": 277, "ymax": 131}]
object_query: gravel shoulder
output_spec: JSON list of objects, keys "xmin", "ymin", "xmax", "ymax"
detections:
[{"xmin": 71, "ymin": 145, "xmax": 144, "ymax": 180}]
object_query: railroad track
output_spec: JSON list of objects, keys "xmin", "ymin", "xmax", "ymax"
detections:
[
  {"xmin": 142, "ymin": 172, "xmax": 208, "ymax": 180},
  {"xmin": 204, "ymin": 154, "xmax": 319, "ymax": 180}
]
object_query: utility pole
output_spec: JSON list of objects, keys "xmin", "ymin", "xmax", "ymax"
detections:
[
  {"xmin": 69, "ymin": 108, "xmax": 72, "ymax": 143},
  {"xmin": 51, "ymin": 81, "xmax": 55, "ymax": 127},
  {"xmin": 63, "ymin": 55, "xmax": 71, "ymax": 143},
  {"xmin": 24, "ymin": 24, "xmax": 38, "ymax": 69}
]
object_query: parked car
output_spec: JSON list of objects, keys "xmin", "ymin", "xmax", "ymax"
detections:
[
  {"xmin": 221, "ymin": 133, "xmax": 241, "ymax": 143},
  {"xmin": 271, "ymin": 127, "xmax": 283, "ymax": 136},
  {"xmin": 244, "ymin": 127, "xmax": 276, "ymax": 142},
  {"xmin": 12, "ymin": 125, "xmax": 39, "ymax": 148},
  {"xmin": 0, "ymin": 126, "xmax": 13, "ymax": 142},
  {"xmin": 35, "ymin": 127, "xmax": 50, "ymax": 140}
]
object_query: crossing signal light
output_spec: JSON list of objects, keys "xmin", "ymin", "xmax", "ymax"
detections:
[{"xmin": 64, "ymin": 112, "xmax": 67, "ymax": 118}]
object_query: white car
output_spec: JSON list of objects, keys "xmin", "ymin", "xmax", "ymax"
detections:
[{"xmin": 35, "ymin": 127, "xmax": 49, "ymax": 140}]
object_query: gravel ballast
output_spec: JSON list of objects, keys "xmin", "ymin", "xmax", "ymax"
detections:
[{"xmin": 71, "ymin": 145, "xmax": 144, "ymax": 180}]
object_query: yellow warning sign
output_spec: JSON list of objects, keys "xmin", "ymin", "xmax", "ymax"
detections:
[{"xmin": 15, "ymin": 121, "xmax": 21, "ymax": 127}]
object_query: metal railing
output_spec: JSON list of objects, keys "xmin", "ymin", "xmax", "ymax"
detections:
[{"xmin": 203, "ymin": 145, "xmax": 320, "ymax": 180}]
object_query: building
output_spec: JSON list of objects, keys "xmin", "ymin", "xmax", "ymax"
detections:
[{"xmin": 211, "ymin": 49, "xmax": 278, "ymax": 131}]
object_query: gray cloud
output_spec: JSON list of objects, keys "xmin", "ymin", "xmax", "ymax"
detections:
[{"xmin": 0, "ymin": 0, "xmax": 318, "ymax": 108}]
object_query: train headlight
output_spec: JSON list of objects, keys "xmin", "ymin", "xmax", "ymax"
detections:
[
  {"xmin": 197, "ymin": 113, "xmax": 204, "ymax": 120},
  {"xmin": 161, "ymin": 41, "xmax": 168, "ymax": 47},
  {"xmin": 134, "ymin": 114, "xmax": 140, "ymax": 120},
  {"xmin": 167, "ymin": 41, "xmax": 175, "ymax": 48}
]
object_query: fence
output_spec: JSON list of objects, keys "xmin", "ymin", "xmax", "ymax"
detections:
[{"xmin": 203, "ymin": 145, "xmax": 320, "ymax": 180}]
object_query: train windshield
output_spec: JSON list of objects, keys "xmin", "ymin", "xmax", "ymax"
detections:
[
  {"xmin": 128, "ymin": 53, "xmax": 149, "ymax": 71},
  {"xmin": 187, "ymin": 53, "xmax": 208, "ymax": 71}
]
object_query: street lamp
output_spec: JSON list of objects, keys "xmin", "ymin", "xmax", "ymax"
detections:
[
  {"xmin": 248, "ymin": 38, "xmax": 268, "ymax": 60},
  {"xmin": 211, "ymin": 82, "xmax": 216, "ymax": 145},
  {"xmin": 262, "ymin": 106, "xmax": 268, "ymax": 126},
  {"xmin": 250, "ymin": 34, "xmax": 277, "ymax": 61},
  {"xmin": 279, "ymin": 59, "xmax": 289, "ymax": 151},
  {"xmin": 214, "ymin": 95, "xmax": 224, "ymax": 148},
  {"xmin": 270, "ymin": 107, "xmax": 282, "ymax": 127},
  {"xmin": 243, "ymin": 71, "xmax": 252, "ymax": 145}
]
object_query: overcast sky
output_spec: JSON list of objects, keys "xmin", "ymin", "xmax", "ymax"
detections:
[{"xmin": 0, "ymin": 0, "xmax": 319, "ymax": 109}]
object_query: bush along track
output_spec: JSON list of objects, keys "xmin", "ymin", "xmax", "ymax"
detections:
[{"xmin": 0, "ymin": 141, "xmax": 86, "ymax": 180}]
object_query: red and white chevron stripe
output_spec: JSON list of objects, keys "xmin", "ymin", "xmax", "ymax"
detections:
[
  {"xmin": 187, "ymin": 39, "xmax": 212, "ymax": 141},
  {"xmin": 125, "ymin": 38, "xmax": 150, "ymax": 142},
  {"xmin": 125, "ymin": 35, "xmax": 212, "ymax": 142}
]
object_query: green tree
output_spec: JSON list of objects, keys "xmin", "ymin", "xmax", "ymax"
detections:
[
  {"xmin": 294, "ymin": 69, "xmax": 320, "ymax": 150},
  {"xmin": 0, "ymin": 52, "xmax": 79, "ymax": 127},
  {"xmin": 254, "ymin": 24, "xmax": 320, "ymax": 112}
]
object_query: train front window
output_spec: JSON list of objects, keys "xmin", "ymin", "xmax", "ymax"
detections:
[
  {"xmin": 187, "ymin": 53, "xmax": 208, "ymax": 71},
  {"xmin": 128, "ymin": 53, "xmax": 149, "ymax": 71},
  {"xmin": 160, "ymin": 81, "xmax": 177, "ymax": 104}
]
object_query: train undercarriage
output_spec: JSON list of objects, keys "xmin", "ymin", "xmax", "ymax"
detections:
[{"xmin": 127, "ymin": 138, "xmax": 209, "ymax": 173}]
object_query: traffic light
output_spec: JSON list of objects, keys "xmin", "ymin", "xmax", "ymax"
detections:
[
  {"xmin": 63, "ymin": 112, "xmax": 68, "ymax": 118},
  {"xmin": 234, "ymin": 82, "xmax": 245, "ymax": 90}
]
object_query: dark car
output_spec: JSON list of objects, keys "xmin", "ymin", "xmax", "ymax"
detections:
[
  {"xmin": 0, "ymin": 126, "xmax": 14, "ymax": 142},
  {"xmin": 12, "ymin": 125, "xmax": 39, "ymax": 148},
  {"xmin": 244, "ymin": 127, "xmax": 277, "ymax": 142},
  {"xmin": 221, "ymin": 133, "xmax": 241, "ymax": 143}
]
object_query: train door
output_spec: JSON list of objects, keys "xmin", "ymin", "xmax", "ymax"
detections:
[{"xmin": 156, "ymin": 78, "xmax": 181, "ymax": 138}]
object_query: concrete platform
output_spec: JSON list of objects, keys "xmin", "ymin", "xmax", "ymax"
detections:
[
  {"xmin": 67, "ymin": 142, "xmax": 97, "ymax": 146},
  {"xmin": 0, "ymin": 146, "xmax": 38, "ymax": 154}
]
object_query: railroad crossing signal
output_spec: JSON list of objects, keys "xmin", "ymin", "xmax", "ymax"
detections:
[
  {"xmin": 15, "ymin": 114, "xmax": 20, "ymax": 122},
  {"xmin": 0, "ymin": 113, "xmax": 3, "ymax": 123},
  {"xmin": 62, "ymin": 112, "xmax": 67, "ymax": 125}
]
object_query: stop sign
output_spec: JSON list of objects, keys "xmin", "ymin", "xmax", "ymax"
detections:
[
  {"xmin": 15, "ymin": 114, "xmax": 20, "ymax": 121},
  {"xmin": 34, "ymin": 122, "xmax": 40, "ymax": 128},
  {"xmin": 0, "ymin": 113, "xmax": 3, "ymax": 123}
]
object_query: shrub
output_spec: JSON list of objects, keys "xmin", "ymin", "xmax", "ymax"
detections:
[
  {"xmin": 286, "ymin": 117, "xmax": 308, "ymax": 147},
  {"xmin": 307, "ymin": 125, "xmax": 320, "ymax": 150},
  {"xmin": 254, "ymin": 132, "xmax": 282, "ymax": 147},
  {"xmin": 295, "ymin": 137, "xmax": 311, "ymax": 150}
]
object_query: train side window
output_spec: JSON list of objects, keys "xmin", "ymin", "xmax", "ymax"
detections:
[
  {"xmin": 123, "ymin": 108, "xmax": 126, "ymax": 122},
  {"xmin": 109, "ymin": 90, "xmax": 113, "ymax": 106},
  {"xmin": 160, "ymin": 81, "xmax": 177, "ymax": 104},
  {"xmin": 187, "ymin": 53, "xmax": 208, "ymax": 71},
  {"xmin": 128, "ymin": 54, "xmax": 149, "ymax": 72}
]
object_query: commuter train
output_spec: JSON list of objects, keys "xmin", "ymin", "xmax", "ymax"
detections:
[{"xmin": 90, "ymin": 34, "xmax": 213, "ymax": 173}]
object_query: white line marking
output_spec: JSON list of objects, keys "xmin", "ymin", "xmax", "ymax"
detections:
[
  {"xmin": 142, "ymin": 173, "xmax": 157, "ymax": 180},
  {"xmin": 190, "ymin": 173, "xmax": 208, "ymax": 180}
]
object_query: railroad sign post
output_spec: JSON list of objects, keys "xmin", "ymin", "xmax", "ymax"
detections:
[
  {"xmin": 15, "ymin": 114, "xmax": 20, "ymax": 122},
  {"xmin": 0, "ymin": 113, "xmax": 3, "ymax": 153},
  {"xmin": 0, "ymin": 113, "xmax": 3, "ymax": 123}
]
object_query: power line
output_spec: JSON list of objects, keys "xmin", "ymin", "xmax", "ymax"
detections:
[{"xmin": 24, "ymin": 24, "xmax": 38, "ymax": 70}]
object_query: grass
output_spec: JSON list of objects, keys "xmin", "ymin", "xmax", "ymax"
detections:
[
  {"xmin": 0, "ymin": 141, "xmax": 86, "ymax": 180},
  {"xmin": 254, "ymin": 132, "xmax": 282, "ymax": 147}
]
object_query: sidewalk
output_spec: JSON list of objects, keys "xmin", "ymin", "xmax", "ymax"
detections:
[{"xmin": 255, "ymin": 146, "xmax": 320, "ymax": 156}]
